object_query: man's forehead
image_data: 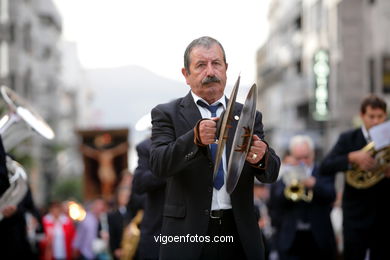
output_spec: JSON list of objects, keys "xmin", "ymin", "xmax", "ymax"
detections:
[
  {"xmin": 363, "ymin": 106, "xmax": 386, "ymax": 115},
  {"xmin": 292, "ymin": 143, "xmax": 311, "ymax": 153},
  {"xmin": 190, "ymin": 44, "xmax": 223, "ymax": 57}
]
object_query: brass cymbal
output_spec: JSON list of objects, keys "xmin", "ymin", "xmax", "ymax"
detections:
[
  {"xmin": 226, "ymin": 83, "xmax": 257, "ymax": 194},
  {"xmin": 213, "ymin": 75, "xmax": 240, "ymax": 181}
]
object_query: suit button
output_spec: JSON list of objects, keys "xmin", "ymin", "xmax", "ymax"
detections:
[
  {"xmin": 208, "ymin": 162, "xmax": 213, "ymax": 168},
  {"xmin": 208, "ymin": 186, "xmax": 213, "ymax": 193},
  {"xmin": 204, "ymin": 209, "xmax": 209, "ymax": 216}
]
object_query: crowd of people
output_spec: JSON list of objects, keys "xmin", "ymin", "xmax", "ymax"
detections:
[
  {"xmin": 0, "ymin": 36, "xmax": 389, "ymax": 260},
  {"xmin": 0, "ymin": 169, "xmax": 145, "ymax": 260}
]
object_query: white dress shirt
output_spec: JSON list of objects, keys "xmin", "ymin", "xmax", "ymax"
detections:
[
  {"xmin": 361, "ymin": 125, "xmax": 371, "ymax": 142},
  {"xmin": 191, "ymin": 91, "xmax": 232, "ymax": 210}
]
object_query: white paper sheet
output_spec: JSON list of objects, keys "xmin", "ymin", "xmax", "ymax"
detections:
[{"xmin": 369, "ymin": 120, "xmax": 390, "ymax": 150}]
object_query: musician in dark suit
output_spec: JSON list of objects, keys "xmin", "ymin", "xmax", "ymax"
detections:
[
  {"xmin": 108, "ymin": 173, "xmax": 144, "ymax": 260},
  {"xmin": 270, "ymin": 135, "xmax": 337, "ymax": 260},
  {"xmin": 320, "ymin": 95, "xmax": 390, "ymax": 260},
  {"xmin": 0, "ymin": 137, "xmax": 9, "ymax": 195},
  {"xmin": 0, "ymin": 188, "xmax": 42, "ymax": 260},
  {"xmin": 108, "ymin": 186, "xmax": 132, "ymax": 260},
  {"xmin": 150, "ymin": 36, "xmax": 280, "ymax": 260},
  {"xmin": 133, "ymin": 137, "xmax": 166, "ymax": 260}
]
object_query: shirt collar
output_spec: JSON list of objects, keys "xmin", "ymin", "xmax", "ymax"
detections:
[
  {"xmin": 361, "ymin": 125, "xmax": 371, "ymax": 142},
  {"xmin": 191, "ymin": 91, "xmax": 226, "ymax": 109}
]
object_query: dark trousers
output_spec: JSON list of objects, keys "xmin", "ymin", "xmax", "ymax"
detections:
[
  {"xmin": 279, "ymin": 230, "xmax": 335, "ymax": 260},
  {"xmin": 200, "ymin": 209, "xmax": 247, "ymax": 260},
  {"xmin": 344, "ymin": 226, "xmax": 390, "ymax": 260}
]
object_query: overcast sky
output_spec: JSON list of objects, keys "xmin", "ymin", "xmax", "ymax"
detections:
[{"xmin": 54, "ymin": 0, "xmax": 270, "ymax": 86}]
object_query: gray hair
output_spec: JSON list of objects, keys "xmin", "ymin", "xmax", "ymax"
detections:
[
  {"xmin": 183, "ymin": 36, "xmax": 227, "ymax": 74},
  {"xmin": 289, "ymin": 135, "xmax": 315, "ymax": 153}
]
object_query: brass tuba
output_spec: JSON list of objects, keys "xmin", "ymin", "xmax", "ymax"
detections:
[
  {"xmin": 0, "ymin": 85, "xmax": 55, "ymax": 216},
  {"xmin": 281, "ymin": 164, "xmax": 313, "ymax": 202},
  {"xmin": 345, "ymin": 142, "xmax": 390, "ymax": 189},
  {"xmin": 0, "ymin": 157, "xmax": 28, "ymax": 220}
]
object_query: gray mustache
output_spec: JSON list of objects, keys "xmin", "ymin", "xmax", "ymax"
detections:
[{"xmin": 202, "ymin": 76, "xmax": 221, "ymax": 84}]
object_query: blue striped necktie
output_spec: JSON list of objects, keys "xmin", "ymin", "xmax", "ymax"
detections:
[{"xmin": 197, "ymin": 100, "xmax": 224, "ymax": 190}]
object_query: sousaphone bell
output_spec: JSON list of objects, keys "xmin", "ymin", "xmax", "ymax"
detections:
[{"xmin": 0, "ymin": 86, "xmax": 55, "ymax": 218}]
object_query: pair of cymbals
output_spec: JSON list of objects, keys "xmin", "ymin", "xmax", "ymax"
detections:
[{"xmin": 213, "ymin": 75, "xmax": 258, "ymax": 194}]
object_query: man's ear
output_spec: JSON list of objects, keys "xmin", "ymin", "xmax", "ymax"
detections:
[
  {"xmin": 182, "ymin": 68, "xmax": 190, "ymax": 85},
  {"xmin": 181, "ymin": 67, "xmax": 187, "ymax": 77}
]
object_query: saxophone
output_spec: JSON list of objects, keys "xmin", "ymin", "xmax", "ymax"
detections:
[
  {"xmin": 346, "ymin": 142, "xmax": 390, "ymax": 189},
  {"xmin": 120, "ymin": 210, "xmax": 144, "ymax": 260}
]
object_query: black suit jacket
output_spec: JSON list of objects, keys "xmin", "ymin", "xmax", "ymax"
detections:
[
  {"xmin": 0, "ymin": 188, "xmax": 41, "ymax": 259},
  {"xmin": 0, "ymin": 137, "xmax": 9, "ymax": 195},
  {"xmin": 270, "ymin": 165, "xmax": 336, "ymax": 253},
  {"xmin": 133, "ymin": 138, "xmax": 166, "ymax": 259},
  {"xmin": 320, "ymin": 128, "xmax": 390, "ymax": 231},
  {"xmin": 150, "ymin": 92, "xmax": 280, "ymax": 260}
]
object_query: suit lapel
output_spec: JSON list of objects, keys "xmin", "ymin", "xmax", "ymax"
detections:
[
  {"xmin": 179, "ymin": 92, "xmax": 202, "ymax": 131},
  {"xmin": 357, "ymin": 128, "xmax": 368, "ymax": 147}
]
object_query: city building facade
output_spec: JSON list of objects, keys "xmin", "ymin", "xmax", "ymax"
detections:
[
  {"xmin": 257, "ymin": 0, "xmax": 390, "ymax": 157},
  {"xmin": 0, "ymin": 0, "xmax": 62, "ymax": 206}
]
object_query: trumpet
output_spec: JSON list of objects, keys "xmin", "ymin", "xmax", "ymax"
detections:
[
  {"xmin": 281, "ymin": 164, "xmax": 313, "ymax": 202},
  {"xmin": 346, "ymin": 142, "xmax": 390, "ymax": 189},
  {"xmin": 0, "ymin": 85, "xmax": 55, "ymax": 215}
]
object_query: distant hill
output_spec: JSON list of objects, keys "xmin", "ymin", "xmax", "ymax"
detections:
[{"xmin": 85, "ymin": 65, "xmax": 188, "ymax": 128}]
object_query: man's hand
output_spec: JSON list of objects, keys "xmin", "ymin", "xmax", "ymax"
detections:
[
  {"xmin": 385, "ymin": 166, "xmax": 390, "ymax": 178},
  {"xmin": 198, "ymin": 118, "xmax": 219, "ymax": 145},
  {"xmin": 302, "ymin": 176, "xmax": 316, "ymax": 189},
  {"xmin": 2, "ymin": 205, "xmax": 17, "ymax": 218},
  {"xmin": 246, "ymin": 135, "xmax": 267, "ymax": 164},
  {"xmin": 348, "ymin": 150, "xmax": 375, "ymax": 171}
]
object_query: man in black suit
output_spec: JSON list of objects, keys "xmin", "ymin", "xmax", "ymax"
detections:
[
  {"xmin": 320, "ymin": 95, "xmax": 390, "ymax": 260},
  {"xmin": 0, "ymin": 137, "xmax": 9, "ymax": 195},
  {"xmin": 150, "ymin": 36, "xmax": 280, "ymax": 260},
  {"xmin": 133, "ymin": 137, "xmax": 166, "ymax": 260},
  {"xmin": 107, "ymin": 172, "xmax": 145, "ymax": 260},
  {"xmin": 270, "ymin": 135, "xmax": 337, "ymax": 260},
  {"xmin": 108, "ymin": 186, "xmax": 132, "ymax": 260},
  {"xmin": 0, "ymin": 188, "xmax": 42, "ymax": 260}
]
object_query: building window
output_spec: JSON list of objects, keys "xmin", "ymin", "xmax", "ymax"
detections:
[
  {"xmin": 9, "ymin": 72, "xmax": 15, "ymax": 90},
  {"xmin": 0, "ymin": 0, "xmax": 10, "ymax": 23},
  {"xmin": 9, "ymin": 22, "xmax": 15, "ymax": 43},
  {"xmin": 369, "ymin": 58, "xmax": 375, "ymax": 93},
  {"xmin": 23, "ymin": 69, "xmax": 32, "ymax": 99},
  {"xmin": 383, "ymin": 57, "xmax": 390, "ymax": 94},
  {"xmin": 40, "ymin": 46, "xmax": 52, "ymax": 60},
  {"xmin": 297, "ymin": 102, "xmax": 309, "ymax": 119},
  {"xmin": 23, "ymin": 23, "xmax": 32, "ymax": 54},
  {"xmin": 0, "ymin": 41, "xmax": 8, "ymax": 77},
  {"xmin": 295, "ymin": 15, "xmax": 302, "ymax": 30},
  {"xmin": 296, "ymin": 60, "xmax": 302, "ymax": 75}
]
